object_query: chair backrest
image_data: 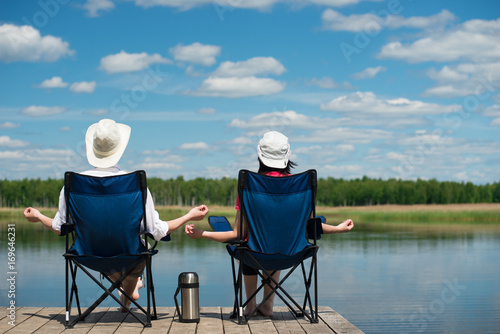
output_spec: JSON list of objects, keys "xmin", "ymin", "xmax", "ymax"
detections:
[
  {"xmin": 64, "ymin": 171, "xmax": 148, "ymax": 257},
  {"xmin": 238, "ymin": 169, "xmax": 317, "ymax": 255}
]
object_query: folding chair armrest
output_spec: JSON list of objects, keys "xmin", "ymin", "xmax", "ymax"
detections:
[
  {"xmin": 208, "ymin": 216, "xmax": 232, "ymax": 232},
  {"xmin": 307, "ymin": 216, "xmax": 324, "ymax": 240},
  {"xmin": 60, "ymin": 223, "xmax": 74, "ymax": 236},
  {"xmin": 145, "ymin": 233, "xmax": 171, "ymax": 243}
]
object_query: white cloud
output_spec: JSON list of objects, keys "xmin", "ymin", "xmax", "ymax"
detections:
[
  {"xmin": 138, "ymin": 155, "xmax": 185, "ymax": 170},
  {"xmin": 0, "ymin": 151, "xmax": 24, "ymax": 159},
  {"xmin": 212, "ymin": 57, "xmax": 286, "ymax": 77},
  {"xmin": 99, "ymin": 50, "xmax": 171, "ymax": 74},
  {"xmin": 134, "ymin": 0, "xmax": 279, "ymax": 10},
  {"xmin": 424, "ymin": 62, "xmax": 499, "ymax": 98},
  {"xmin": 484, "ymin": 105, "xmax": 500, "ymax": 117},
  {"xmin": 352, "ymin": 66, "xmax": 386, "ymax": 80},
  {"xmin": 305, "ymin": 76, "xmax": 352, "ymax": 89},
  {"xmin": 310, "ymin": 0, "xmax": 373, "ymax": 6},
  {"xmin": 322, "ymin": 9, "xmax": 455, "ymax": 32},
  {"xmin": 169, "ymin": 42, "xmax": 221, "ymax": 66},
  {"xmin": 0, "ymin": 24, "xmax": 74, "ymax": 62},
  {"xmin": 39, "ymin": 76, "xmax": 69, "ymax": 88},
  {"xmin": 0, "ymin": 122, "xmax": 20, "ymax": 129},
  {"xmin": 70, "ymin": 81, "xmax": 97, "ymax": 93},
  {"xmin": 188, "ymin": 76, "xmax": 285, "ymax": 98},
  {"xmin": 387, "ymin": 9, "xmax": 456, "ymax": 29},
  {"xmin": 0, "ymin": 136, "xmax": 29, "ymax": 148},
  {"xmin": 229, "ymin": 110, "xmax": 332, "ymax": 129},
  {"xmin": 21, "ymin": 106, "xmax": 66, "ymax": 117},
  {"xmin": 321, "ymin": 91, "xmax": 459, "ymax": 114},
  {"xmin": 484, "ymin": 105, "xmax": 500, "ymax": 126},
  {"xmin": 197, "ymin": 107, "xmax": 216, "ymax": 114},
  {"xmin": 83, "ymin": 0, "xmax": 115, "ymax": 17},
  {"xmin": 295, "ymin": 127, "xmax": 392, "ymax": 144},
  {"xmin": 179, "ymin": 142, "xmax": 210, "ymax": 150},
  {"xmin": 322, "ymin": 10, "xmax": 381, "ymax": 32},
  {"xmin": 378, "ymin": 17, "xmax": 500, "ymax": 63}
]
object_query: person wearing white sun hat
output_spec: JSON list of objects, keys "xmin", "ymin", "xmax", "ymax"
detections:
[
  {"xmin": 185, "ymin": 130, "xmax": 354, "ymax": 317},
  {"xmin": 24, "ymin": 119, "xmax": 209, "ymax": 311}
]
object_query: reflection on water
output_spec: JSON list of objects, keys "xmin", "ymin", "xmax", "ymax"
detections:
[{"xmin": 1, "ymin": 218, "xmax": 500, "ymax": 333}]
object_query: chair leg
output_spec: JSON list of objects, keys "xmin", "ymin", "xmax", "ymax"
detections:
[{"xmin": 69, "ymin": 260, "xmax": 149, "ymax": 328}]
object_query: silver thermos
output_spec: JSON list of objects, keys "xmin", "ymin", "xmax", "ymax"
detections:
[{"xmin": 174, "ymin": 272, "xmax": 200, "ymax": 323}]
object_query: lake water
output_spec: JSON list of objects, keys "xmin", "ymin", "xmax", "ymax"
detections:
[{"xmin": 1, "ymin": 218, "xmax": 500, "ymax": 333}]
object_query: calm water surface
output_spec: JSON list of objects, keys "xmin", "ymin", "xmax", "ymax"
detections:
[{"xmin": 1, "ymin": 218, "xmax": 499, "ymax": 333}]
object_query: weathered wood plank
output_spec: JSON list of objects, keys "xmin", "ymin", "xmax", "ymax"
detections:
[
  {"xmin": 272, "ymin": 306, "xmax": 306, "ymax": 334},
  {"xmin": 33, "ymin": 308, "xmax": 66, "ymax": 334},
  {"xmin": 1, "ymin": 307, "xmax": 42, "ymax": 333},
  {"xmin": 318, "ymin": 306, "xmax": 364, "ymax": 334},
  {"xmin": 0, "ymin": 306, "xmax": 363, "ymax": 333},
  {"xmin": 6, "ymin": 307, "xmax": 63, "ymax": 334},
  {"xmin": 86, "ymin": 308, "xmax": 128, "ymax": 334},
  {"xmin": 295, "ymin": 311, "xmax": 335, "ymax": 334},
  {"xmin": 140, "ymin": 307, "xmax": 175, "ymax": 334},
  {"xmin": 59, "ymin": 307, "xmax": 110, "ymax": 334},
  {"xmin": 196, "ymin": 307, "xmax": 223, "ymax": 334},
  {"xmin": 220, "ymin": 307, "xmax": 251, "ymax": 334},
  {"xmin": 247, "ymin": 312, "xmax": 278, "ymax": 334}
]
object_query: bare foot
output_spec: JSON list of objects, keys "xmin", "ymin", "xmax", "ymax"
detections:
[
  {"xmin": 257, "ymin": 301, "xmax": 274, "ymax": 317},
  {"xmin": 243, "ymin": 300, "xmax": 257, "ymax": 316},
  {"xmin": 120, "ymin": 277, "xmax": 143, "ymax": 312},
  {"xmin": 132, "ymin": 277, "xmax": 143, "ymax": 301}
]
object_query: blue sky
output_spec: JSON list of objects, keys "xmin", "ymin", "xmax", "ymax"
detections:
[{"xmin": 1, "ymin": 0, "xmax": 499, "ymax": 183}]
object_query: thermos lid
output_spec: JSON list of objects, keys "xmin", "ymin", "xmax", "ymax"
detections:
[{"xmin": 178, "ymin": 272, "xmax": 199, "ymax": 284}]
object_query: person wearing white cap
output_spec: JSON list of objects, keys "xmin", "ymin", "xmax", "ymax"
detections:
[
  {"xmin": 185, "ymin": 130, "xmax": 354, "ymax": 317},
  {"xmin": 24, "ymin": 119, "xmax": 209, "ymax": 311}
]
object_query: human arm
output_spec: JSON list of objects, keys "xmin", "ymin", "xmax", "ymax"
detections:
[
  {"xmin": 23, "ymin": 207, "xmax": 60, "ymax": 235},
  {"xmin": 166, "ymin": 205, "xmax": 209, "ymax": 233},
  {"xmin": 185, "ymin": 213, "xmax": 246, "ymax": 243},
  {"xmin": 322, "ymin": 219, "xmax": 354, "ymax": 234}
]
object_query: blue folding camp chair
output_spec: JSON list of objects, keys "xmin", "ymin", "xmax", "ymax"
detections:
[
  {"xmin": 62, "ymin": 170, "xmax": 168, "ymax": 328},
  {"xmin": 217, "ymin": 169, "xmax": 322, "ymax": 324}
]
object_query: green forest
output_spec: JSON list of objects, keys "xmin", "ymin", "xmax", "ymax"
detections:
[{"xmin": 1, "ymin": 176, "xmax": 499, "ymax": 208}]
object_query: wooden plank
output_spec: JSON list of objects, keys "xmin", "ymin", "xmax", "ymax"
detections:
[
  {"xmin": 196, "ymin": 307, "xmax": 223, "ymax": 334},
  {"xmin": 86, "ymin": 308, "xmax": 128, "ymax": 334},
  {"xmin": 6, "ymin": 307, "xmax": 63, "ymax": 334},
  {"xmin": 1, "ymin": 307, "xmax": 42, "ymax": 333},
  {"xmin": 318, "ymin": 306, "xmax": 364, "ymax": 334},
  {"xmin": 167, "ymin": 308, "xmax": 197, "ymax": 334},
  {"xmin": 0, "ymin": 306, "xmax": 361, "ymax": 333},
  {"xmin": 294, "ymin": 307, "xmax": 338, "ymax": 334},
  {"xmin": 138, "ymin": 307, "xmax": 175, "ymax": 334},
  {"xmin": 59, "ymin": 307, "xmax": 110, "ymax": 334},
  {"xmin": 220, "ymin": 307, "xmax": 250, "ymax": 334},
  {"xmin": 271, "ymin": 306, "xmax": 305, "ymax": 334},
  {"xmin": 247, "ymin": 311, "xmax": 278, "ymax": 334},
  {"xmin": 33, "ymin": 308, "xmax": 66, "ymax": 334}
]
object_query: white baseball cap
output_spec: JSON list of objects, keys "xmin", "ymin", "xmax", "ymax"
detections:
[
  {"xmin": 85, "ymin": 119, "xmax": 131, "ymax": 168},
  {"xmin": 257, "ymin": 131, "xmax": 291, "ymax": 169}
]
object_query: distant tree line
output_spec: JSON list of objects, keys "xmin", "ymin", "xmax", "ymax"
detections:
[{"xmin": 1, "ymin": 176, "xmax": 499, "ymax": 208}]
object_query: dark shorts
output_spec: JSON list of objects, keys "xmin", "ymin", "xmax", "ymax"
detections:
[
  {"xmin": 242, "ymin": 262, "xmax": 258, "ymax": 276},
  {"xmin": 104, "ymin": 257, "xmax": 147, "ymax": 278}
]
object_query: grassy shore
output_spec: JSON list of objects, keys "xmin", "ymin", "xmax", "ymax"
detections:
[{"xmin": 3, "ymin": 203, "xmax": 499, "ymax": 227}]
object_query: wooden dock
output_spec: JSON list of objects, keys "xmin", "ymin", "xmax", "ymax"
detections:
[{"xmin": 1, "ymin": 306, "xmax": 363, "ymax": 334}]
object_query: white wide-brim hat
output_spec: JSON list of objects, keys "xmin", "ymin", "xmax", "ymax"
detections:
[
  {"xmin": 257, "ymin": 131, "xmax": 291, "ymax": 169},
  {"xmin": 85, "ymin": 119, "xmax": 131, "ymax": 168}
]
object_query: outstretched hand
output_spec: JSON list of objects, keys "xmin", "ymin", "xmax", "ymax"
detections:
[
  {"xmin": 338, "ymin": 219, "xmax": 354, "ymax": 232},
  {"xmin": 185, "ymin": 224, "xmax": 205, "ymax": 239},
  {"xmin": 189, "ymin": 205, "xmax": 209, "ymax": 221},
  {"xmin": 24, "ymin": 207, "xmax": 41, "ymax": 223}
]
